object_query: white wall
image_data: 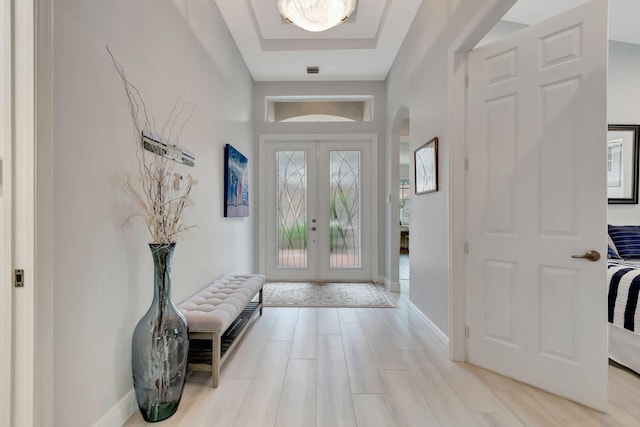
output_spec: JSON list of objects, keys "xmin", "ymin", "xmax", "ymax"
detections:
[
  {"xmin": 477, "ymin": 19, "xmax": 526, "ymax": 46},
  {"xmin": 386, "ymin": 0, "xmax": 493, "ymax": 335},
  {"xmin": 52, "ymin": 0, "xmax": 254, "ymax": 425},
  {"xmin": 399, "ymin": 165, "xmax": 410, "ymax": 180},
  {"xmin": 386, "ymin": 108, "xmax": 409, "ymax": 288},
  {"xmin": 253, "ymin": 81, "xmax": 387, "ymax": 278},
  {"xmin": 608, "ymin": 41, "xmax": 640, "ymax": 225}
]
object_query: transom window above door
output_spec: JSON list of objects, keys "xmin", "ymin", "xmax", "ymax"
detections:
[{"xmin": 265, "ymin": 96, "xmax": 373, "ymax": 123}]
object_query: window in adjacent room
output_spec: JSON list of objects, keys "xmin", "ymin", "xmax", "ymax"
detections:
[{"xmin": 399, "ymin": 179, "xmax": 410, "ymax": 225}]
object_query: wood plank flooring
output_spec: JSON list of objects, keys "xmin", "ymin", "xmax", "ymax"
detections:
[{"xmin": 125, "ymin": 288, "xmax": 640, "ymax": 427}]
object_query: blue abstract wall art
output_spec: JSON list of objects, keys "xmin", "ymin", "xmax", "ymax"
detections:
[{"xmin": 224, "ymin": 144, "xmax": 249, "ymax": 217}]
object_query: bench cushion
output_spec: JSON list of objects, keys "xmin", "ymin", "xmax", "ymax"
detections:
[{"xmin": 177, "ymin": 274, "xmax": 265, "ymax": 333}]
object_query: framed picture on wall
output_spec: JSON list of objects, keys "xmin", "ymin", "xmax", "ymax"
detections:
[
  {"xmin": 414, "ymin": 136, "xmax": 439, "ymax": 195},
  {"xmin": 224, "ymin": 144, "xmax": 250, "ymax": 217},
  {"xmin": 608, "ymin": 124, "xmax": 640, "ymax": 204}
]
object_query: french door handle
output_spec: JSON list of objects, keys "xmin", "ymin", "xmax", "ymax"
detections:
[{"xmin": 571, "ymin": 250, "xmax": 600, "ymax": 262}]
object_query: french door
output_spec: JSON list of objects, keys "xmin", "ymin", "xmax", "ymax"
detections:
[{"xmin": 264, "ymin": 139, "xmax": 373, "ymax": 282}]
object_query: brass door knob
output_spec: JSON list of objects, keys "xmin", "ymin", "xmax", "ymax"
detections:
[{"xmin": 571, "ymin": 250, "xmax": 601, "ymax": 262}]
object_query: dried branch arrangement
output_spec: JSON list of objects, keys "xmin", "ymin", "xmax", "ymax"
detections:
[{"xmin": 107, "ymin": 46, "xmax": 198, "ymax": 244}]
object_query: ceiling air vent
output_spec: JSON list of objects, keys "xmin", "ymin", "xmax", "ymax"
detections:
[{"xmin": 306, "ymin": 66, "xmax": 320, "ymax": 74}]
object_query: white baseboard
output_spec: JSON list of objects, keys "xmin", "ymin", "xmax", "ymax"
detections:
[
  {"xmin": 381, "ymin": 276, "xmax": 401, "ymax": 292},
  {"xmin": 408, "ymin": 301, "xmax": 450, "ymax": 348},
  {"xmin": 92, "ymin": 389, "xmax": 137, "ymax": 427}
]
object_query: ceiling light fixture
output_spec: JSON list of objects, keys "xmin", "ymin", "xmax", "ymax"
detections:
[{"xmin": 277, "ymin": 0, "xmax": 357, "ymax": 33}]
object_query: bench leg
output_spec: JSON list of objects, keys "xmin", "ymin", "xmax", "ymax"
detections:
[
  {"xmin": 211, "ymin": 332, "xmax": 221, "ymax": 388},
  {"xmin": 259, "ymin": 287, "xmax": 263, "ymax": 316}
]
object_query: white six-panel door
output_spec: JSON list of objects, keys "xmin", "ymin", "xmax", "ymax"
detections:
[{"xmin": 466, "ymin": 0, "xmax": 608, "ymax": 410}]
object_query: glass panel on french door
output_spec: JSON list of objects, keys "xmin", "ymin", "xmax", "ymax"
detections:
[
  {"xmin": 276, "ymin": 150, "xmax": 307, "ymax": 268},
  {"xmin": 329, "ymin": 150, "xmax": 361, "ymax": 268}
]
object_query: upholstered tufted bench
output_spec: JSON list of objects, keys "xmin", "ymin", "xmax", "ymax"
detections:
[{"xmin": 177, "ymin": 274, "xmax": 265, "ymax": 387}]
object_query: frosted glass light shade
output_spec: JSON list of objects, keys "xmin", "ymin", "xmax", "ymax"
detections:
[{"xmin": 277, "ymin": 0, "xmax": 357, "ymax": 32}]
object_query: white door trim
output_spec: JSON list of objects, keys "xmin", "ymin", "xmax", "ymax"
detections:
[
  {"xmin": 258, "ymin": 133, "xmax": 379, "ymax": 282},
  {"xmin": 0, "ymin": 0, "xmax": 14, "ymax": 424},
  {"xmin": 2, "ymin": 0, "xmax": 53, "ymax": 425},
  {"xmin": 12, "ymin": 0, "xmax": 36, "ymax": 424},
  {"xmin": 447, "ymin": 0, "xmax": 518, "ymax": 362}
]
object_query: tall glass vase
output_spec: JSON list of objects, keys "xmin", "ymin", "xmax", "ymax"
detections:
[{"xmin": 132, "ymin": 243, "xmax": 189, "ymax": 422}]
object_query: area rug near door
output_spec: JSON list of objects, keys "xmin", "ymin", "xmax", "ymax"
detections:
[{"xmin": 263, "ymin": 282, "xmax": 396, "ymax": 308}]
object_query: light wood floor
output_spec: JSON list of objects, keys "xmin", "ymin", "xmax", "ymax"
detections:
[
  {"xmin": 399, "ymin": 254, "xmax": 410, "ymax": 282},
  {"xmin": 125, "ymin": 288, "xmax": 640, "ymax": 426}
]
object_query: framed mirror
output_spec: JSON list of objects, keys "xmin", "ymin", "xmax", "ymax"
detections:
[{"xmin": 608, "ymin": 124, "xmax": 640, "ymax": 204}]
